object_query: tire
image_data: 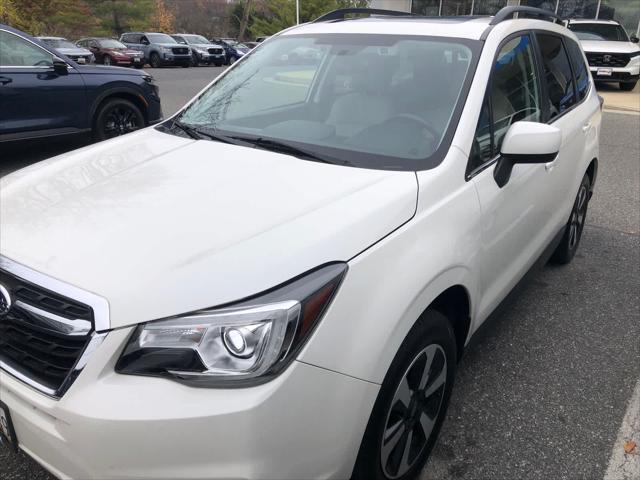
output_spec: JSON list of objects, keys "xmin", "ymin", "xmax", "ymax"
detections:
[
  {"xmin": 190, "ymin": 54, "xmax": 198, "ymax": 67},
  {"xmin": 230, "ymin": 56, "xmax": 237, "ymax": 65},
  {"xmin": 214, "ymin": 61, "xmax": 222, "ymax": 67},
  {"xmin": 620, "ymin": 81, "xmax": 637, "ymax": 91},
  {"xmin": 550, "ymin": 173, "xmax": 591, "ymax": 264},
  {"xmin": 149, "ymin": 52, "xmax": 161, "ymax": 68},
  {"xmin": 93, "ymin": 98, "xmax": 145, "ymax": 141},
  {"xmin": 352, "ymin": 310, "xmax": 457, "ymax": 480},
  {"xmin": 103, "ymin": 55, "xmax": 112, "ymax": 66},
  {"xmin": 134, "ymin": 64, "xmax": 144, "ymax": 69}
]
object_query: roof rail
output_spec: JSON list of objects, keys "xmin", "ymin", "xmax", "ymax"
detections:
[
  {"xmin": 313, "ymin": 8, "xmax": 413, "ymax": 23},
  {"xmin": 489, "ymin": 6, "xmax": 564, "ymax": 25}
]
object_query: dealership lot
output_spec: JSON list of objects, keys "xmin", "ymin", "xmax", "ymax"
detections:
[{"xmin": 0, "ymin": 66, "xmax": 639, "ymax": 480}]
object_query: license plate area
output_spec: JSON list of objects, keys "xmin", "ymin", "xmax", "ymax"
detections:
[
  {"xmin": 0, "ymin": 400, "xmax": 18, "ymax": 452},
  {"xmin": 597, "ymin": 67, "xmax": 613, "ymax": 76}
]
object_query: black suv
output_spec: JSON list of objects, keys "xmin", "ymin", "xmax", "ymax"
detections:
[{"xmin": 0, "ymin": 25, "xmax": 162, "ymax": 142}]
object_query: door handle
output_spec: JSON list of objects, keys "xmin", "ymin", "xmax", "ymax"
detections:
[
  {"xmin": 582, "ymin": 122, "xmax": 591, "ymax": 133},
  {"xmin": 0, "ymin": 76, "xmax": 12, "ymax": 85}
]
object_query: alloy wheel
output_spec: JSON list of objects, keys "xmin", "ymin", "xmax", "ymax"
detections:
[
  {"xmin": 103, "ymin": 106, "xmax": 141, "ymax": 138},
  {"xmin": 381, "ymin": 344, "xmax": 447, "ymax": 479},
  {"xmin": 568, "ymin": 184, "xmax": 588, "ymax": 250}
]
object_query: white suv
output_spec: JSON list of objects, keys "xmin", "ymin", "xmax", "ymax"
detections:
[
  {"xmin": 568, "ymin": 19, "xmax": 640, "ymax": 91},
  {"xmin": 0, "ymin": 6, "xmax": 601, "ymax": 480}
]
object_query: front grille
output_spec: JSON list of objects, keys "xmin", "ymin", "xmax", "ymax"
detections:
[
  {"xmin": 586, "ymin": 52, "xmax": 630, "ymax": 67},
  {"xmin": 208, "ymin": 47, "xmax": 223, "ymax": 55},
  {"xmin": 172, "ymin": 47, "xmax": 189, "ymax": 55},
  {"xmin": 0, "ymin": 268, "xmax": 94, "ymax": 395}
]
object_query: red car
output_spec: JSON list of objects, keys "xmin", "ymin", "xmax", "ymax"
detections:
[{"xmin": 76, "ymin": 37, "xmax": 145, "ymax": 68}]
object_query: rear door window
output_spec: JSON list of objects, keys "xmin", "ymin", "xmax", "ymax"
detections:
[
  {"xmin": 536, "ymin": 33, "xmax": 577, "ymax": 119},
  {"xmin": 564, "ymin": 38, "xmax": 590, "ymax": 101}
]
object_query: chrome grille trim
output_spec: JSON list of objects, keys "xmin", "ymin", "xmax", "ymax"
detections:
[
  {"xmin": 15, "ymin": 300, "xmax": 92, "ymax": 336},
  {"xmin": 0, "ymin": 256, "xmax": 110, "ymax": 332}
]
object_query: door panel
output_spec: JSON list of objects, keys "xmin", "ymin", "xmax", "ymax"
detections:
[{"xmin": 0, "ymin": 30, "xmax": 87, "ymax": 137}]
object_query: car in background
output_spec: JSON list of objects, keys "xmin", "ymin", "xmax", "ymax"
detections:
[
  {"xmin": 244, "ymin": 41, "xmax": 260, "ymax": 50},
  {"xmin": 210, "ymin": 38, "xmax": 250, "ymax": 64},
  {"xmin": 0, "ymin": 24, "xmax": 162, "ymax": 142},
  {"xmin": 255, "ymin": 36, "xmax": 269, "ymax": 43},
  {"xmin": 171, "ymin": 34, "xmax": 225, "ymax": 66},
  {"xmin": 568, "ymin": 19, "xmax": 640, "ymax": 91},
  {"xmin": 36, "ymin": 36, "xmax": 93, "ymax": 64},
  {"xmin": 76, "ymin": 37, "xmax": 145, "ymax": 68},
  {"xmin": 120, "ymin": 32, "xmax": 191, "ymax": 68}
]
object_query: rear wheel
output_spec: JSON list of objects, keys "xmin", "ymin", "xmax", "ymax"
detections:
[
  {"xmin": 550, "ymin": 173, "xmax": 591, "ymax": 264},
  {"xmin": 93, "ymin": 98, "xmax": 145, "ymax": 141},
  {"xmin": 620, "ymin": 81, "xmax": 637, "ymax": 91},
  {"xmin": 352, "ymin": 310, "xmax": 456, "ymax": 480},
  {"xmin": 149, "ymin": 52, "xmax": 161, "ymax": 68},
  {"xmin": 102, "ymin": 55, "xmax": 112, "ymax": 66}
]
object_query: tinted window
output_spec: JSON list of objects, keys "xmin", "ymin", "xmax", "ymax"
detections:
[
  {"xmin": 146, "ymin": 33, "xmax": 176, "ymax": 44},
  {"xmin": 565, "ymin": 38, "xmax": 590, "ymax": 101},
  {"xmin": 123, "ymin": 34, "xmax": 141, "ymax": 44},
  {"xmin": 470, "ymin": 35, "xmax": 542, "ymax": 170},
  {"xmin": 537, "ymin": 34, "xmax": 576, "ymax": 119},
  {"xmin": 0, "ymin": 31, "xmax": 53, "ymax": 67}
]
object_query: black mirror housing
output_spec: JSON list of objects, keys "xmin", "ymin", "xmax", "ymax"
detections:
[{"xmin": 52, "ymin": 57, "xmax": 69, "ymax": 75}]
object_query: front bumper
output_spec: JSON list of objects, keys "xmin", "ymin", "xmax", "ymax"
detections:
[
  {"xmin": 590, "ymin": 61, "xmax": 640, "ymax": 83},
  {"xmin": 162, "ymin": 53, "xmax": 191, "ymax": 65},
  {"xmin": 196, "ymin": 52, "xmax": 226, "ymax": 63},
  {"xmin": 1, "ymin": 327, "xmax": 378, "ymax": 479}
]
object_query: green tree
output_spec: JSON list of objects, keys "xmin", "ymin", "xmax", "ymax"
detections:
[
  {"xmin": 87, "ymin": 0, "xmax": 154, "ymax": 36},
  {"xmin": 251, "ymin": 0, "xmax": 370, "ymax": 38}
]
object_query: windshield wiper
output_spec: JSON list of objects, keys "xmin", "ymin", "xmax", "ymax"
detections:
[
  {"xmin": 171, "ymin": 120, "xmax": 243, "ymax": 146},
  {"xmin": 235, "ymin": 137, "xmax": 347, "ymax": 165}
]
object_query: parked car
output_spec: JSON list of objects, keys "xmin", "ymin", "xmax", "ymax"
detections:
[
  {"xmin": 0, "ymin": 6, "xmax": 600, "ymax": 480},
  {"xmin": 76, "ymin": 37, "xmax": 145, "ymax": 68},
  {"xmin": 568, "ymin": 19, "xmax": 640, "ymax": 91},
  {"xmin": 244, "ymin": 41, "xmax": 260, "ymax": 49},
  {"xmin": 255, "ymin": 36, "xmax": 270, "ymax": 43},
  {"xmin": 36, "ymin": 36, "xmax": 93, "ymax": 64},
  {"xmin": 0, "ymin": 25, "xmax": 162, "ymax": 142},
  {"xmin": 120, "ymin": 32, "xmax": 191, "ymax": 68},
  {"xmin": 171, "ymin": 34, "xmax": 225, "ymax": 66},
  {"xmin": 210, "ymin": 38, "xmax": 249, "ymax": 64}
]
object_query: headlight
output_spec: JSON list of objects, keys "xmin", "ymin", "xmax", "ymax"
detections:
[
  {"xmin": 162, "ymin": 47, "xmax": 172, "ymax": 53},
  {"xmin": 116, "ymin": 263, "xmax": 346, "ymax": 387}
]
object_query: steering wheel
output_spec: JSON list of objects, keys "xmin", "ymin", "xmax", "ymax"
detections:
[{"xmin": 387, "ymin": 114, "xmax": 440, "ymax": 147}]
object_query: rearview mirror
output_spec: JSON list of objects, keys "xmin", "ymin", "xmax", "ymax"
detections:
[
  {"xmin": 494, "ymin": 122, "xmax": 562, "ymax": 187},
  {"xmin": 52, "ymin": 56, "xmax": 69, "ymax": 75}
]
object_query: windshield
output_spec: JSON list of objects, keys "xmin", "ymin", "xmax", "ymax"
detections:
[
  {"xmin": 174, "ymin": 34, "xmax": 477, "ymax": 170},
  {"xmin": 235, "ymin": 43, "xmax": 249, "ymax": 49},
  {"xmin": 183, "ymin": 35, "xmax": 210, "ymax": 44},
  {"xmin": 147, "ymin": 33, "xmax": 176, "ymax": 44},
  {"xmin": 100, "ymin": 39, "xmax": 126, "ymax": 49},
  {"xmin": 41, "ymin": 38, "xmax": 76, "ymax": 48},
  {"xmin": 569, "ymin": 23, "xmax": 629, "ymax": 42}
]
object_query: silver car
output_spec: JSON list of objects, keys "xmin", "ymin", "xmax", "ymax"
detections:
[
  {"xmin": 568, "ymin": 19, "xmax": 640, "ymax": 91},
  {"xmin": 36, "ymin": 36, "xmax": 94, "ymax": 64}
]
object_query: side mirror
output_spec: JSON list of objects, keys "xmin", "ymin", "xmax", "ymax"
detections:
[
  {"xmin": 630, "ymin": 35, "xmax": 639, "ymax": 43},
  {"xmin": 52, "ymin": 56, "xmax": 69, "ymax": 75},
  {"xmin": 494, "ymin": 122, "xmax": 562, "ymax": 187}
]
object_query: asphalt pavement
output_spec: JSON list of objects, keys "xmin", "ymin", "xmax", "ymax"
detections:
[{"xmin": 1, "ymin": 66, "xmax": 639, "ymax": 480}]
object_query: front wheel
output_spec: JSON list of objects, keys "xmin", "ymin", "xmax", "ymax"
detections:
[
  {"xmin": 352, "ymin": 310, "xmax": 457, "ymax": 480},
  {"xmin": 620, "ymin": 81, "xmax": 637, "ymax": 91},
  {"xmin": 149, "ymin": 52, "xmax": 161, "ymax": 68},
  {"xmin": 102, "ymin": 55, "xmax": 112, "ymax": 66},
  {"xmin": 550, "ymin": 173, "xmax": 591, "ymax": 264},
  {"xmin": 93, "ymin": 98, "xmax": 145, "ymax": 141}
]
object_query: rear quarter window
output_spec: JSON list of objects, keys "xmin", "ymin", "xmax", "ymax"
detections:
[
  {"xmin": 564, "ymin": 38, "xmax": 590, "ymax": 101},
  {"xmin": 536, "ymin": 33, "xmax": 577, "ymax": 119}
]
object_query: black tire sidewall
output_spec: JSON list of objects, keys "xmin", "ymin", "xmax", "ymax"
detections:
[
  {"xmin": 93, "ymin": 98, "xmax": 144, "ymax": 141},
  {"xmin": 550, "ymin": 173, "xmax": 591, "ymax": 264},
  {"xmin": 150, "ymin": 52, "xmax": 160, "ymax": 68},
  {"xmin": 352, "ymin": 310, "xmax": 457, "ymax": 480}
]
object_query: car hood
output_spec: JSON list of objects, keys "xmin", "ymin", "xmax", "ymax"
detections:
[
  {"xmin": 0, "ymin": 128, "xmax": 417, "ymax": 330},
  {"xmin": 158, "ymin": 43, "xmax": 187, "ymax": 49},
  {"xmin": 56, "ymin": 47, "xmax": 92, "ymax": 56},
  {"xmin": 191, "ymin": 43, "xmax": 222, "ymax": 49},
  {"xmin": 73, "ymin": 64, "xmax": 142, "ymax": 75},
  {"xmin": 579, "ymin": 40, "xmax": 640, "ymax": 54}
]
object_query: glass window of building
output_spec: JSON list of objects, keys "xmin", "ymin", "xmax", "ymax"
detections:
[
  {"xmin": 440, "ymin": 0, "xmax": 473, "ymax": 16},
  {"xmin": 599, "ymin": 0, "xmax": 640, "ymax": 39},
  {"xmin": 557, "ymin": 0, "xmax": 599, "ymax": 19},
  {"xmin": 411, "ymin": 0, "xmax": 440, "ymax": 15},
  {"xmin": 520, "ymin": 0, "xmax": 559, "ymax": 12},
  {"xmin": 473, "ymin": 0, "xmax": 509, "ymax": 15}
]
